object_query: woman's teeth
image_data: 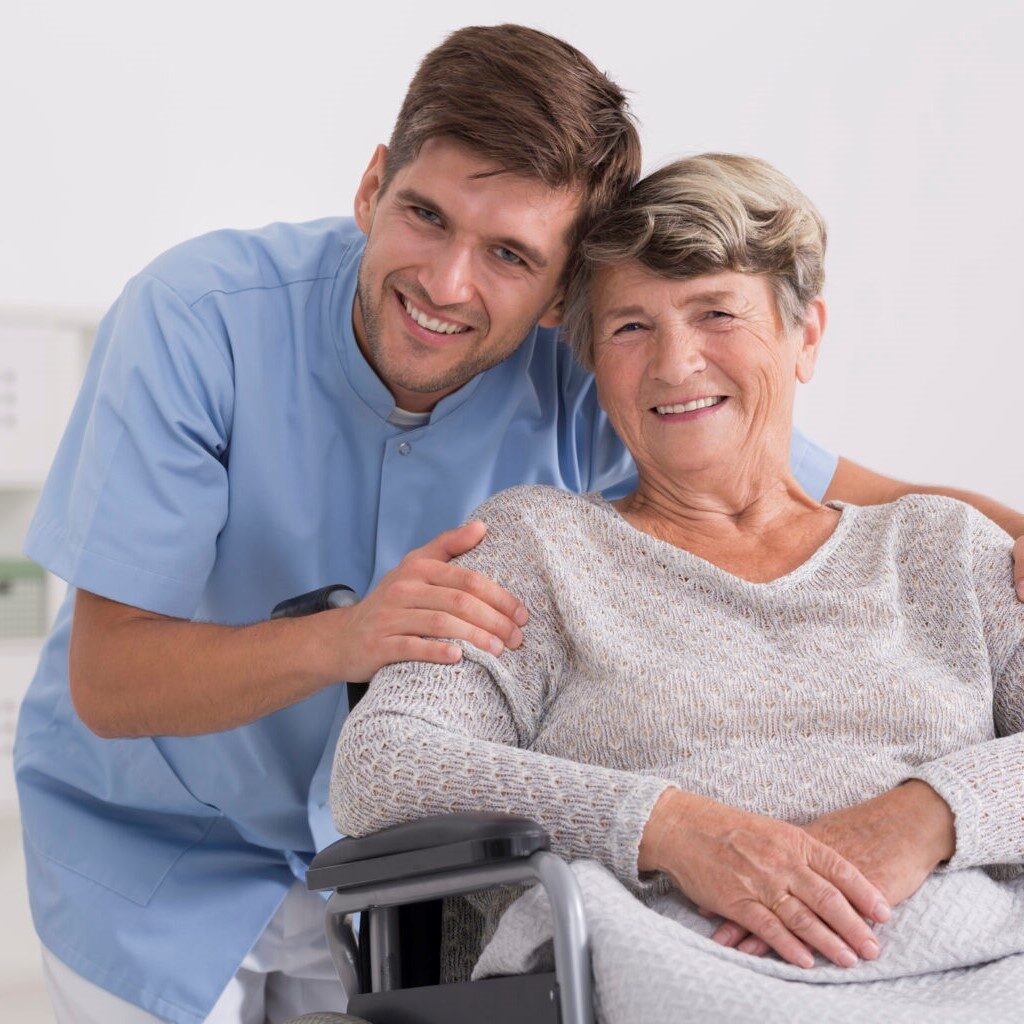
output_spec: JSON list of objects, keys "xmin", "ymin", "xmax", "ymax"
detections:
[
  {"xmin": 655, "ymin": 397, "xmax": 725, "ymax": 414},
  {"xmin": 403, "ymin": 296, "xmax": 469, "ymax": 335}
]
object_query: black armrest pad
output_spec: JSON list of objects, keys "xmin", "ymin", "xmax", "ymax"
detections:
[{"xmin": 307, "ymin": 813, "xmax": 549, "ymax": 892}]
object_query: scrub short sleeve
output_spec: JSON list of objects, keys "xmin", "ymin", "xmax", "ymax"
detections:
[{"xmin": 24, "ymin": 274, "xmax": 234, "ymax": 618}]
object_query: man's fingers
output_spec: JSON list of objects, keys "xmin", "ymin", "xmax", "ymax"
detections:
[
  {"xmin": 413, "ymin": 584, "xmax": 525, "ymax": 649},
  {"xmin": 414, "ymin": 520, "xmax": 489, "ymax": 563},
  {"xmin": 387, "ymin": 637, "xmax": 463, "ymax": 667},
  {"xmin": 427, "ymin": 561, "xmax": 528, "ymax": 628},
  {"xmin": 1014, "ymin": 535, "xmax": 1024, "ymax": 602},
  {"xmin": 403, "ymin": 610, "xmax": 514, "ymax": 658}
]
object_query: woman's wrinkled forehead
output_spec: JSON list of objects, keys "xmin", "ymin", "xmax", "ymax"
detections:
[{"xmin": 590, "ymin": 263, "xmax": 778, "ymax": 329}]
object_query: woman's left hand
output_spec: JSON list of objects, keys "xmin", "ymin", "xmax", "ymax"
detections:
[{"xmin": 705, "ymin": 780, "xmax": 957, "ymax": 957}]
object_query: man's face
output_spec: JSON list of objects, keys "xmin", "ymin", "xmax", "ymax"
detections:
[{"xmin": 353, "ymin": 137, "xmax": 581, "ymax": 412}]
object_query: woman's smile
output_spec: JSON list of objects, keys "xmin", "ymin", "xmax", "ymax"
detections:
[{"xmin": 651, "ymin": 395, "xmax": 729, "ymax": 422}]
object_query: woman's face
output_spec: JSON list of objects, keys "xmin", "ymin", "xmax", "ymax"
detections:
[{"xmin": 590, "ymin": 262, "xmax": 825, "ymax": 488}]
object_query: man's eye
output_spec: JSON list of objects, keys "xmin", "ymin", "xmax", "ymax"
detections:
[
  {"xmin": 413, "ymin": 207, "xmax": 442, "ymax": 226},
  {"xmin": 703, "ymin": 310, "xmax": 733, "ymax": 322},
  {"xmin": 494, "ymin": 246, "xmax": 525, "ymax": 266}
]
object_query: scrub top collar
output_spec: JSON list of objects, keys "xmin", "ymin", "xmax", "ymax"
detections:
[{"xmin": 329, "ymin": 229, "xmax": 513, "ymax": 427}]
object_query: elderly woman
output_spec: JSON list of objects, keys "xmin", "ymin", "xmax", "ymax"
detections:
[{"xmin": 332, "ymin": 155, "xmax": 1024, "ymax": 1020}]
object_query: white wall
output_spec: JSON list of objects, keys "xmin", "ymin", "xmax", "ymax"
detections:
[{"xmin": 2, "ymin": 0, "xmax": 1021, "ymax": 511}]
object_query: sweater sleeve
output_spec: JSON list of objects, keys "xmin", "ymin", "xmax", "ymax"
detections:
[
  {"xmin": 906, "ymin": 507, "xmax": 1024, "ymax": 870},
  {"xmin": 330, "ymin": 487, "xmax": 672, "ymax": 891}
]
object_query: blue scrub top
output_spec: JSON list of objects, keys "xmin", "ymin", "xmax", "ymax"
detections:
[{"xmin": 14, "ymin": 218, "xmax": 837, "ymax": 1023}]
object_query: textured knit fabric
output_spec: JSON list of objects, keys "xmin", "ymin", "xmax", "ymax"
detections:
[
  {"xmin": 475, "ymin": 861, "xmax": 1024, "ymax": 1023},
  {"xmin": 331, "ymin": 485, "xmax": 1024, "ymax": 981}
]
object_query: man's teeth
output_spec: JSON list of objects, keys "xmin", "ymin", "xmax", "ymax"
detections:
[
  {"xmin": 403, "ymin": 297, "xmax": 468, "ymax": 335},
  {"xmin": 655, "ymin": 397, "xmax": 725, "ymax": 414}
]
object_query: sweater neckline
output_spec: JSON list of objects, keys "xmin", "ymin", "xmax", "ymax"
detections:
[{"xmin": 585, "ymin": 493, "xmax": 858, "ymax": 591}]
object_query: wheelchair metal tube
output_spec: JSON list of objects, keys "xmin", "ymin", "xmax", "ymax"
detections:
[
  {"xmin": 531, "ymin": 851, "xmax": 593, "ymax": 1024},
  {"xmin": 322, "ymin": 851, "xmax": 593, "ymax": 1024},
  {"xmin": 323, "ymin": 905, "xmax": 361, "ymax": 999},
  {"xmin": 368, "ymin": 906, "xmax": 401, "ymax": 992}
]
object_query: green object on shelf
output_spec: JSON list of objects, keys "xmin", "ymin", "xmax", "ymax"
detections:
[{"xmin": 0, "ymin": 558, "xmax": 46, "ymax": 638}]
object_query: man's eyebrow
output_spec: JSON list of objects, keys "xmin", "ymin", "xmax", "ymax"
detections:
[{"xmin": 394, "ymin": 187, "xmax": 548, "ymax": 269}]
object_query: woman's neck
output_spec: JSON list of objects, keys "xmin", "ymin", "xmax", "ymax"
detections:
[{"xmin": 613, "ymin": 467, "xmax": 839, "ymax": 583}]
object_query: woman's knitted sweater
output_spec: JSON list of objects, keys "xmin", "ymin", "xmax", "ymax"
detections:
[{"xmin": 332, "ymin": 485, "xmax": 1024, "ymax": 973}]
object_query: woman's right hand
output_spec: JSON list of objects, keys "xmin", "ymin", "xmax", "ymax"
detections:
[{"xmin": 639, "ymin": 788, "xmax": 892, "ymax": 969}]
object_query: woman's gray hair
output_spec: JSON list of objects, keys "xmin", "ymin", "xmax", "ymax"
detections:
[{"xmin": 562, "ymin": 153, "xmax": 827, "ymax": 369}]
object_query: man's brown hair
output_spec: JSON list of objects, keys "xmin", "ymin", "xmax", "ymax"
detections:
[{"xmin": 384, "ymin": 24, "xmax": 641, "ymax": 260}]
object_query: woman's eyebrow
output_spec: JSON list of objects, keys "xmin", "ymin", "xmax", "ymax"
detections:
[
  {"xmin": 598, "ymin": 303, "xmax": 648, "ymax": 323},
  {"xmin": 394, "ymin": 187, "xmax": 547, "ymax": 268},
  {"xmin": 686, "ymin": 289, "xmax": 738, "ymax": 305}
]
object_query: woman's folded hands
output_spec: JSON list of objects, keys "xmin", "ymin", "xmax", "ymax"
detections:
[
  {"xmin": 699, "ymin": 780, "xmax": 957, "ymax": 960},
  {"xmin": 639, "ymin": 787, "xmax": 893, "ymax": 969}
]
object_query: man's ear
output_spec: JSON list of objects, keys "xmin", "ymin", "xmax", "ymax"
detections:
[
  {"xmin": 537, "ymin": 291, "xmax": 565, "ymax": 329},
  {"xmin": 354, "ymin": 144, "xmax": 389, "ymax": 233},
  {"xmin": 795, "ymin": 296, "xmax": 827, "ymax": 384}
]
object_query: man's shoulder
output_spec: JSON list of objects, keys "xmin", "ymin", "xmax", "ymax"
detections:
[{"xmin": 138, "ymin": 217, "xmax": 365, "ymax": 307}]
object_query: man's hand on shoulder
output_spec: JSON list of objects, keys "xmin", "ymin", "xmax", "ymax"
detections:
[
  {"xmin": 316, "ymin": 520, "xmax": 529, "ymax": 683},
  {"xmin": 825, "ymin": 456, "xmax": 1024, "ymax": 602}
]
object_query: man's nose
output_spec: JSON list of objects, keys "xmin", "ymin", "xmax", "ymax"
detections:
[
  {"xmin": 650, "ymin": 327, "xmax": 707, "ymax": 384},
  {"xmin": 419, "ymin": 243, "xmax": 475, "ymax": 308}
]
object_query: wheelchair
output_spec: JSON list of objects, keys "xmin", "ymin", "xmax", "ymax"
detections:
[{"xmin": 272, "ymin": 587, "xmax": 596, "ymax": 1024}]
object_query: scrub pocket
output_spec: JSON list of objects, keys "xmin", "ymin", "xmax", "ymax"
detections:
[{"xmin": 17, "ymin": 730, "xmax": 222, "ymax": 906}]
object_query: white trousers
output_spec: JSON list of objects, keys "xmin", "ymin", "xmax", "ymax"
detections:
[{"xmin": 42, "ymin": 881, "xmax": 349, "ymax": 1023}]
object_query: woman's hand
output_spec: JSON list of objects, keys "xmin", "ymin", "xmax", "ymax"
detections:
[
  {"xmin": 707, "ymin": 781, "xmax": 956, "ymax": 957},
  {"xmin": 641, "ymin": 788, "xmax": 891, "ymax": 969}
]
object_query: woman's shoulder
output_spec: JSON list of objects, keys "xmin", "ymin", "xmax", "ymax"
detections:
[
  {"xmin": 468, "ymin": 484, "xmax": 596, "ymax": 531},
  {"xmin": 842, "ymin": 493, "xmax": 1013, "ymax": 577}
]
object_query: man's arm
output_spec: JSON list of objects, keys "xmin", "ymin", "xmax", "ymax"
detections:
[
  {"xmin": 70, "ymin": 521, "xmax": 527, "ymax": 739},
  {"xmin": 825, "ymin": 456, "xmax": 1024, "ymax": 599}
]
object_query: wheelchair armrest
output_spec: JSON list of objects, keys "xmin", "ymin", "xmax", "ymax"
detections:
[{"xmin": 306, "ymin": 812, "xmax": 549, "ymax": 892}]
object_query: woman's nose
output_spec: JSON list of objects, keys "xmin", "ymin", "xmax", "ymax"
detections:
[
  {"xmin": 419, "ymin": 244, "xmax": 475, "ymax": 308},
  {"xmin": 649, "ymin": 328, "xmax": 707, "ymax": 384}
]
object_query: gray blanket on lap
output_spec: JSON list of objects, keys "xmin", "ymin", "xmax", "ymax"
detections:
[{"xmin": 473, "ymin": 862, "xmax": 1024, "ymax": 1023}]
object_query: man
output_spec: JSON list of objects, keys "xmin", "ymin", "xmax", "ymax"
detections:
[{"xmin": 15, "ymin": 22, "xmax": 1024, "ymax": 1024}]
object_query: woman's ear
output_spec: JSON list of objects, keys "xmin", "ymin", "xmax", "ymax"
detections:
[
  {"xmin": 795, "ymin": 297, "xmax": 827, "ymax": 384},
  {"xmin": 537, "ymin": 291, "xmax": 565, "ymax": 329},
  {"xmin": 353, "ymin": 144, "xmax": 389, "ymax": 233}
]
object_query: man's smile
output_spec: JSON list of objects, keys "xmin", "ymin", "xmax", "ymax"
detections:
[{"xmin": 394, "ymin": 288, "xmax": 475, "ymax": 346}]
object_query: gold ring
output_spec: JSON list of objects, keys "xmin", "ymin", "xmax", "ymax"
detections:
[{"xmin": 769, "ymin": 892, "xmax": 793, "ymax": 915}]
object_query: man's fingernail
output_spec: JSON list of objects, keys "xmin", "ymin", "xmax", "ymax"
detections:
[
  {"xmin": 873, "ymin": 900, "xmax": 891, "ymax": 922},
  {"xmin": 514, "ymin": 606, "xmax": 528, "ymax": 626}
]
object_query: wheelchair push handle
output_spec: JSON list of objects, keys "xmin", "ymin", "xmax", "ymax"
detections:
[{"xmin": 271, "ymin": 584, "xmax": 358, "ymax": 620}]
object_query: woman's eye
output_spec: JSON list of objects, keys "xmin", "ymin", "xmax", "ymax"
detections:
[
  {"xmin": 494, "ymin": 246, "xmax": 525, "ymax": 266},
  {"xmin": 613, "ymin": 322, "xmax": 646, "ymax": 335},
  {"xmin": 413, "ymin": 207, "xmax": 442, "ymax": 226}
]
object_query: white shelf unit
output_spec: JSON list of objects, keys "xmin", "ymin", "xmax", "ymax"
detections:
[{"xmin": 0, "ymin": 308, "xmax": 97, "ymax": 812}]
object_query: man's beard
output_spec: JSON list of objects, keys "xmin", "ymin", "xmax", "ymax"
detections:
[{"xmin": 355, "ymin": 269, "xmax": 537, "ymax": 399}]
